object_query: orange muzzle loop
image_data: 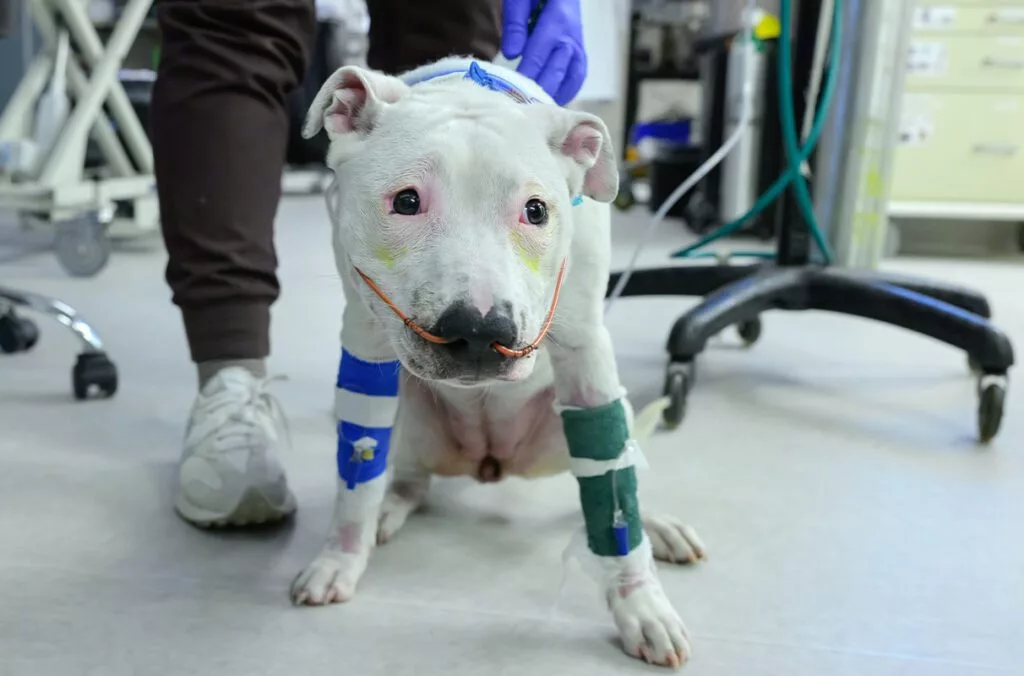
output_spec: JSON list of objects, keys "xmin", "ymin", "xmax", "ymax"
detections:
[{"xmin": 354, "ymin": 258, "xmax": 568, "ymax": 359}]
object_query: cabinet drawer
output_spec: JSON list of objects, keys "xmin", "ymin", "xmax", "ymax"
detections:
[
  {"xmin": 906, "ymin": 34, "xmax": 1024, "ymax": 90},
  {"xmin": 892, "ymin": 92, "xmax": 1024, "ymax": 203},
  {"xmin": 913, "ymin": 5, "xmax": 1024, "ymax": 33}
]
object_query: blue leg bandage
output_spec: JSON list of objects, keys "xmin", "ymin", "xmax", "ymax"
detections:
[{"xmin": 335, "ymin": 348, "xmax": 401, "ymax": 490}]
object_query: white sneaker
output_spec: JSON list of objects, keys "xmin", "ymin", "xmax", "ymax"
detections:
[{"xmin": 174, "ymin": 367, "xmax": 297, "ymax": 527}]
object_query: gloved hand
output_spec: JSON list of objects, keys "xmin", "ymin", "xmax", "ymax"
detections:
[{"xmin": 501, "ymin": 0, "xmax": 587, "ymax": 106}]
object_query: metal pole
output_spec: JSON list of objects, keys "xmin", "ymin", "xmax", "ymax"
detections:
[{"xmin": 815, "ymin": 0, "xmax": 914, "ymax": 268}]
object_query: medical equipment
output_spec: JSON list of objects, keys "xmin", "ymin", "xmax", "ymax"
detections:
[
  {"xmin": 605, "ymin": 0, "xmax": 1014, "ymax": 443},
  {"xmin": 0, "ymin": 0, "xmax": 158, "ymax": 277},
  {"xmin": 606, "ymin": 0, "xmax": 759, "ymax": 311}
]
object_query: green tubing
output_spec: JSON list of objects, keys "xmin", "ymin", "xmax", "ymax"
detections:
[
  {"xmin": 777, "ymin": 0, "xmax": 839, "ymax": 263},
  {"xmin": 672, "ymin": 0, "xmax": 843, "ymax": 260}
]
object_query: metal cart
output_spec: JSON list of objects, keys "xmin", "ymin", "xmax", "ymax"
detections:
[{"xmin": 0, "ymin": 0, "xmax": 158, "ymax": 278}]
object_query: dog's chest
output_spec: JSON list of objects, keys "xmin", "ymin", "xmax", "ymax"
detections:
[{"xmin": 409, "ymin": 370, "xmax": 569, "ymax": 481}]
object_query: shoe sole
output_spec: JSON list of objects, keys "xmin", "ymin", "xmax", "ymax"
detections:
[{"xmin": 175, "ymin": 487, "xmax": 297, "ymax": 528}]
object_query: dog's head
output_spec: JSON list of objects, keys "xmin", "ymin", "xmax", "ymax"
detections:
[{"xmin": 305, "ymin": 64, "xmax": 617, "ymax": 386}]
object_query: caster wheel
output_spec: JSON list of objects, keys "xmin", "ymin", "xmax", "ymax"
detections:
[
  {"xmin": 737, "ymin": 317, "xmax": 763, "ymax": 347},
  {"xmin": 54, "ymin": 213, "xmax": 111, "ymax": 278},
  {"xmin": 977, "ymin": 380, "xmax": 1006, "ymax": 443},
  {"xmin": 0, "ymin": 312, "xmax": 39, "ymax": 354},
  {"xmin": 72, "ymin": 352, "xmax": 118, "ymax": 400},
  {"xmin": 614, "ymin": 187, "xmax": 635, "ymax": 211},
  {"xmin": 662, "ymin": 364, "xmax": 694, "ymax": 430}
]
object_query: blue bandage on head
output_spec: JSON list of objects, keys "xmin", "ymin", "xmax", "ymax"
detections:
[
  {"xmin": 335, "ymin": 349, "xmax": 401, "ymax": 490},
  {"xmin": 463, "ymin": 61, "xmax": 543, "ymax": 105}
]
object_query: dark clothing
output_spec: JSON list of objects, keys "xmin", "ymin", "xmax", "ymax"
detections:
[{"xmin": 152, "ymin": 0, "xmax": 503, "ymax": 361}]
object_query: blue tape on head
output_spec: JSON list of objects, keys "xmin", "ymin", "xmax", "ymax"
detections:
[
  {"xmin": 465, "ymin": 61, "xmax": 494, "ymax": 89},
  {"xmin": 337, "ymin": 421, "xmax": 392, "ymax": 489},
  {"xmin": 336, "ymin": 348, "xmax": 401, "ymax": 396},
  {"xmin": 461, "ymin": 61, "xmax": 542, "ymax": 105}
]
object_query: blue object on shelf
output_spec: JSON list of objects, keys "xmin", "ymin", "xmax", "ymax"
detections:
[{"xmin": 631, "ymin": 118, "xmax": 694, "ymax": 148}]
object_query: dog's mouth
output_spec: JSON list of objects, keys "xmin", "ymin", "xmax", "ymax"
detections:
[{"xmin": 401, "ymin": 339, "xmax": 527, "ymax": 386}]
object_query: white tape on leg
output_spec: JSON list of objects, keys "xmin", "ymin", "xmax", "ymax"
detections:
[{"xmin": 568, "ymin": 439, "xmax": 648, "ymax": 478}]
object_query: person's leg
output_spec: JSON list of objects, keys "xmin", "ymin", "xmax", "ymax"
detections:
[
  {"xmin": 151, "ymin": 0, "xmax": 316, "ymax": 526},
  {"xmin": 153, "ymin": 0, "xmax": 315, "ymax": 374},
  {"xmin": 365, "ymin": 0, "xmax": 503, "ymax": 75}
]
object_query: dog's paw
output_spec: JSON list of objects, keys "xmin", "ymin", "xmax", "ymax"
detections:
[
  {"xmin": 643, "ymin": 514, "xmax": 707, "ymax": 564},
  {"xmin": 376, "ymin": 482, "xmax": 425, "ymax": 545},
  {"xmin": 609, "ymin": 578, "xmax": 691, "ymax": 669},
  {"xmin": 291, "ymin": 547, "xmax": 370, "ymax": 606}
]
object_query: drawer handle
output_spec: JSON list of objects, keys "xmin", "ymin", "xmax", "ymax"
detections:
[
  {"xmin": 981, "ymin": 57, "xmax": 1024, "ymax": 70},
  {"xmin": 973, "ymin": 143, "xmax": 1019, "ymax": 157},
  {"xmin": 987, "ymin": 12, "xmax": 1024, "ymax": 25}
]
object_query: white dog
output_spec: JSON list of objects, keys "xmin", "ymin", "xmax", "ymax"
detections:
[{"xmin": 292, "ymin": 57, "xmax": 705, "ymax": 668}]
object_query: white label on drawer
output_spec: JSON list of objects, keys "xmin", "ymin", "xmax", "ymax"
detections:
[
  {"xmin": 912, "ymin": 6, "xmax": 956, "ymax": 29},
  {"xmin": 898, "ymin": 114, "xmax": 934, "ymax": 146},
  {"xmin": 898, "ymin": 95, "xmax": 936, "ymax": 146},
  {"xmin": 906, "ymin": 42, "xmax": 948, "ymax": 76}
]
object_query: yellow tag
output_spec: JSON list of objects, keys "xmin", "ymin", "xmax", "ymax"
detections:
[
  {"xmin": 360, "ymin": 448, "xmax": 375, "ymax": 461},
  {"xmin": 754, "ymin": 14, "xmax": 781, "ymax": 41}
]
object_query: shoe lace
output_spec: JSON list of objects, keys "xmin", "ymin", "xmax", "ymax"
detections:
[{"xmin": 187, "ymin": 374, "xmax": 291, "ymax": 456}]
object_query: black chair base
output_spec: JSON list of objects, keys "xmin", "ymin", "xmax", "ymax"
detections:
[
  {"xmin": 606, "ymin": 263, "xmax": 1014, "ymax": 443},
  {"xmin": 0, "ymin": 286, "xmax": 119, "ymax": 400}
]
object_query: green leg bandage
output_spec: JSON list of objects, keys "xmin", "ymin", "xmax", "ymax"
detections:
[{"xmin": 562, "ymin": 399, "xmax": 644, "ymax": 557}]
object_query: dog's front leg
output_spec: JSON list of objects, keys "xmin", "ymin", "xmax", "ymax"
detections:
[
  {"xmin": 549, "ymin": 322, "xmax": 692, "ymax": 668},
  {"xmin": 292, "ymin": 296, "xmax": 400, "ymax": 606}
]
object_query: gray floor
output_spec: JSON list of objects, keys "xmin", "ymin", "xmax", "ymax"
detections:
[{"xmin": 2, "ymin": 200, "xmax": 1022, "ymax": 676}]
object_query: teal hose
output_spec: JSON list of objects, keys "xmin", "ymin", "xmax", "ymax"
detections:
[
  {"xmin": 777, "ymin": 0, "xmax": 835, "ymax": 262},
  {"xmin": 672, "ymin": 0, "xmax": 843, "ymax": 260}
]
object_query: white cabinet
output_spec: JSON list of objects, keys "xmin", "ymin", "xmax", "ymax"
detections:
[{"xmin": 889, "ymin": 1, "xmax": 1024, "ymax": 220}]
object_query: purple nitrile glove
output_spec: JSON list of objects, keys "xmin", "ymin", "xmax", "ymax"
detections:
[{"xmin": 501, "ymin": 0, "xmax": 587, "ymax": 106}]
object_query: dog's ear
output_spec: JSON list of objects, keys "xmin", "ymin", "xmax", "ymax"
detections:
[
  {"xmin": 537, "ymin": 109, "xmax": 619, "ymax": 203},
  {"xmin": 303, "ymin": 66, "xmax": 410, "ymax": 140}
]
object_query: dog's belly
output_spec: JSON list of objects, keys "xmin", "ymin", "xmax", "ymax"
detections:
[{"xmin": 406, "ymin": 358, "xmax": 570, "ymax": 481}]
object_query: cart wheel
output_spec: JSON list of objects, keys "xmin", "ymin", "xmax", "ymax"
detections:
[
  {"xmin": 0, "ymin": 312, "xmax": 39, "ymax": 354},
  {"xmin": 662, "ymin": 364, "xmax": 694, "ymax": 430},
  {"xmin": 737, "ymin": 317, "xmax": 763, "ymax": 347},
  {"xmin": 72, "ymin": 352, "xmax": 119, "ymax": 400},
  {"xmin": 55, "ymin": 214, "xmax": 111, "ymax": 278},
  {"xmin": 977, "ymin": 379, "xmax": 1006, "ymax": 443}
]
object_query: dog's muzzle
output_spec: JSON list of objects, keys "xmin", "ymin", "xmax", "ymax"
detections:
[{"xmin": 355, "ymin": 258, "xmax": 567, "ymax": 361}]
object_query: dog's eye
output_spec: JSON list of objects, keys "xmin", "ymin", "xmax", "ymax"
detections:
[
  {"xmin": 392, "ymin": 189, "xmax": 421, "ymax": 216},
  {"xmin": 522, "ymin": 198, "xmax": 548, "ymax": 226}
]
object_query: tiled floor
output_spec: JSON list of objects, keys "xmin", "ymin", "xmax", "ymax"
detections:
[{"xmin": 1, "ymin": 200, "xmax": 1022, "ymax": 675}]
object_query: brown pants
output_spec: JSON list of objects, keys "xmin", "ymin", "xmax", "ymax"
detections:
[{"xmin": 152, "ymin": 0, "xmax": 502, "ymax": 362}]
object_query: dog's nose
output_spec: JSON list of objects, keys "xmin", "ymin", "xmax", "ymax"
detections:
[{"xmin": 431, "ymin": 301, "xmax": 518, "ymax": 359}]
